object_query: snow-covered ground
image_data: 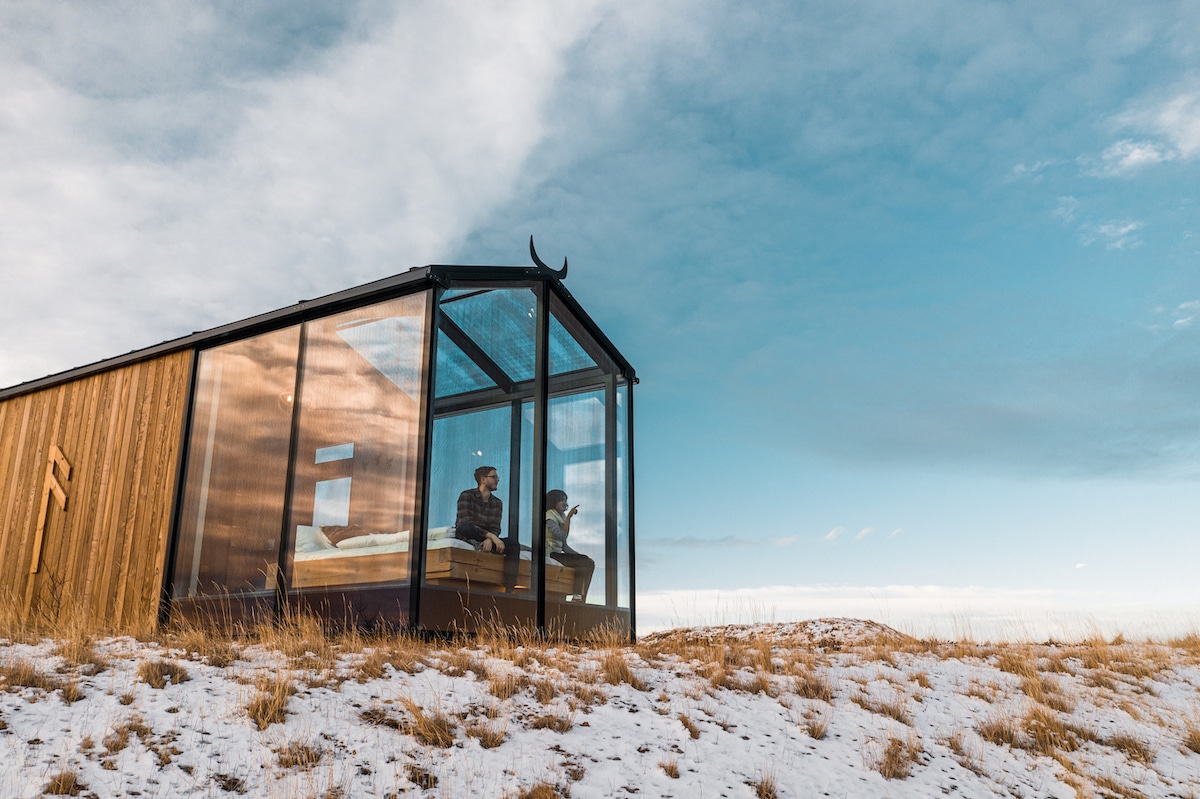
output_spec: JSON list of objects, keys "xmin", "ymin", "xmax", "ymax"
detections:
[{"xmin": 3, "ymin": 618, "xmax": 1199, "ymax": 798}]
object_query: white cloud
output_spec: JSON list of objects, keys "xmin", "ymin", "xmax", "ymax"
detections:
[
  {"xmin": 1079, "ymin": 220, "xmax": 1142, "ymax": 250},
  {"xmin": 888, "ymin": 528, "xmax": 902, "ymax": 539},
  {"xmin": 0, "ymin": 2, "xmax": 608, "ymax": 387},
  {"xmin": 1174, "ymin": 316, "xmax": 1195, "ymax": 329},
  {"xmin": 822, "ymin": 526, "xmax": 846, "ymax": 542},
  {"xmin": 1051, "ymin": 195, "xmax": 1079, "ymax": 223},
  {"xmin": 1075, "ymin": 563, "xmax": 1087, "ymax": 569},
  {"xmin": 1094, "ymin": 138, "xmax": 1174, "ymax": 176},
  {"xmin": 637, "ymin": 584, "xmax": 1200, "ymax": 640},
  {"xmin": 1147, "ymin": 90, "xmax": 1200, "ymax": 159},
  {"xmin": 1091, "ymin": 88, "xmax": 1200, "ymax": 177},
  {"xmin": 854, "ymin": 527, "xmax": 874, "ymax": 541}
]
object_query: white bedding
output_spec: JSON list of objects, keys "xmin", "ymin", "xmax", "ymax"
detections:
[{"xmin": 292, "ymin": 525, "xmax": 538, "ymax": 562}]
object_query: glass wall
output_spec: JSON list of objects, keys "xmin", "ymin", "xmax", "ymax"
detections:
[
  {"xmin": 284, "ymin": 294, "xmax": 428, "ymax": 596},
  {"xmin": 169, "ymin": 274, "xmax": 631, "ymax": 636},
  {"xmin": 545, "ymin": 291, "xmax": 631, "ymax": 632},
  {"xmin": 172, "ymin": 326, "xmax": 300, "ymax": 607},
  {"xmin": 422, "ymin": 286, "xmax": 540, "ymax": 629}
]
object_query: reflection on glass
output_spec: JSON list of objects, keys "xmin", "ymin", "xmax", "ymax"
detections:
[
  {"xmin": 616, "ymin": 384, "xmax": 631, "ymax": 610},
  {"xmin": 173, "ymin": 326, "xmax": 300, "ymax": 598},
  {"xmin": 285, "ymin": 293, "xmax": 428, "ymax": 591},
  {"xmin": 543, "ymin": 391, "xmax": 606, "ymax": 605},
  {"xmin": 424, "ymin": 287, "xmax": 539, "ymax": 621}
]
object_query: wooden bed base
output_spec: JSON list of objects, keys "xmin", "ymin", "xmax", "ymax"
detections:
[{"xmin": 288, "ymin": 547, "xmax": 575, "ymax": 597}]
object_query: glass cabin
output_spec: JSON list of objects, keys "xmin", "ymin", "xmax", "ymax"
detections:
[{"xmin": 167, "ymin": 263, "xmax": 635, "ymax": 637}]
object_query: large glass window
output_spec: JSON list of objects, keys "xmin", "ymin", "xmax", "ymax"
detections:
[
  {"xmin": 422, "ymin": 286, "xmax": 540, "ymax": 629},
  {"xmin": 172, "ymin": 326, "xmax": 300, "ymax": 601},
  {"xmin": 285, "ymin": 294, "xmax": 428, "ymax": 592}
]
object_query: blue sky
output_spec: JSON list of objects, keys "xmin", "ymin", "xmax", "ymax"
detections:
[{"xmin": 2, "ymin": 2, "xmax": 1198, "ymax": 637}]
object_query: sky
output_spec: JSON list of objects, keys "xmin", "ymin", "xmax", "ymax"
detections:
[{"xmin": 2, "ymin": 1, "xmax": 1199, "ymax": 638}]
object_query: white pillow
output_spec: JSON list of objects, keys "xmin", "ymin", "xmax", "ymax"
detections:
[
  {"xmin": 295, "ymin": 525, "xmax": 334, "ymax": 553},
  {"xmin": 337, "ymin": 530, "xmax": 410, "ymax": 550},
  {"xmin": 428, "ymin": 526, "xmax": 453, "ymax": 541}
]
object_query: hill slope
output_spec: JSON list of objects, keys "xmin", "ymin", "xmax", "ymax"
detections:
[{"xmin": 3, "ymin": 618, "xmax": 1199, "ymax": 798}]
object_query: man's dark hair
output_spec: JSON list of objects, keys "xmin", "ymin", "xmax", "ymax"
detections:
[{"xmin": 474, "ymin": 465, "xmax": 497, "ymax": 486}]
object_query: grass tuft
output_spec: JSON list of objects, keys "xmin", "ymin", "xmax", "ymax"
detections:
[
  {"xmin": 601, "ymin": 652, "xmax": 646, "ymax": 690},
  {"xmin": 679, "ymin": 712, "xmax": 701, "ymax": 739},
  {"xmin": 660, "ymin": 757, "xmax": 680, "ymax": 778},
  {"xmin": 42, "ymin": 770, "xmax": 86, "ymax": 796},
  {"xmin": 401, "ymin": 698, "xmax": 457, "ymax": 747},
  {"xmin": 749, "ymin": 769, "xmax": 779, "ymax": 798},
  {"xmin": 465, "ymin": 719, "xmax": 507, "ymax": 749},
  {"xmin": 529, "ymin": 712, "xmax": 574, "ymax": 733},
  {"xmin": 137, "ymin": 659, "xmax": 190, "ymax": 689},
  {"xmin": 874, "ymin": 733, "xmax": 923, "ymax": 779},
  {"xmin": 246, "ymin": 674, "xmax": 296, "ymax": 730},
  {"xmin": 275, "ymin": 740, "xmax": 323, "ymax": 769}
]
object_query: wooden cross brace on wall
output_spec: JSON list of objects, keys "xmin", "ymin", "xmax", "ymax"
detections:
[{"xmin": 30, "ymin": 444, "xmax": 71, "ymax": 575}]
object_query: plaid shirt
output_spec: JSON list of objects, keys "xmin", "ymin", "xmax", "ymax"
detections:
[{"xmin": 454, "ymin": 487, "xmax": 502, "ymax": 541}]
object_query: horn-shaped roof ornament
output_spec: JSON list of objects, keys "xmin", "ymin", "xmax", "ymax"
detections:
[{"xmin": 529, "ymin": 236, "xmax": 568, "ymax": 279}]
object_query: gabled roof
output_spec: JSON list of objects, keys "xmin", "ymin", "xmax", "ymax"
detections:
[{"xmin": 0, "ymin": 260, "xmax": 635, "ymax": 402}]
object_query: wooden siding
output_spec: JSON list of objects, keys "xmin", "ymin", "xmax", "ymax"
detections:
[{"xmin": 0, "ymin": 351, "xmax": 192, "ymax": 630}]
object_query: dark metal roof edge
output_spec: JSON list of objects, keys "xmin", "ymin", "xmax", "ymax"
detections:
[
  {"xmin": 547, "ymin": 281, "xmax": 637, "ymax": 381},
  {"xmin": 0, "ymin": 262, "xmax": 637, "ymax": 400}
]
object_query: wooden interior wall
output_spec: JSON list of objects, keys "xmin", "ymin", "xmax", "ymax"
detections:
[{"xmin": 0, "ymin": 350, "xmax": 192, "ymax": 630}]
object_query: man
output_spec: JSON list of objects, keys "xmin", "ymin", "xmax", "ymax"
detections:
[{"xmin": 454, "ymin": 465, "xmax": 505, "ymax": 553}]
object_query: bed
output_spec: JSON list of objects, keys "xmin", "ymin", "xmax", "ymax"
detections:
[{"xmin": 287, "ymin": 525, "xmax": 576, "ymax": 597}]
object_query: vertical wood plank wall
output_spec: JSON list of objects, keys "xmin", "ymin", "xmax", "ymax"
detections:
[{"xmin": 0, "ymin": 351, "xmax": 192, "ymax": 630}]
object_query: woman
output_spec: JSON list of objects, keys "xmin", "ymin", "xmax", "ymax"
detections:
[{"xmin": 545, "ymin": 489, "xmax": 595, "ymax": 601}]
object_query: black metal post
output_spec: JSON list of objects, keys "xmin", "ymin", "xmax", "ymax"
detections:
[
  {"xmin": 410, "ymin": 285, "xmax": 443, "ymax": 632},
  {"xmin": 274, "ymin": 324, "xmax": 309, "ymax": 622},
  {"xmin": 531, "ymin": 282, "xmax": 550, "ymax": 633},
  {"xmin": 158, "ymin": 347, "xmax": 201, "ymax": 628}
]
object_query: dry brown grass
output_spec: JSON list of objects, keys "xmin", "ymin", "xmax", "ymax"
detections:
[
  {"xmin": 401, "ymin": 698, "xmax": 457, "ymax": 747},
  {"xmin": 1169, "ymin": 632, "xmax": 1200, "ymax": 661},
  {"xmin": 1184, "ymin": 724, "xmax": 1200, "ymax": 754},
  {"xmin": 679, "ymin": 712, "xmax": 701, "ymax": 739},
  {"xmin": 359, "ymin": 705, "xmax": 403, "ymax": 730},
  {"xmin": 978, "ymin": 714, "xmax": 1019, "ymax": 747},
  {"xmin": 137, "ymin": 659, "xmax": 190, "ymax": 689},
  {"xmin": 1107, "ymin": 732, "xmax": 1155, "ymax": 765},
  {"xmin": 52, "ymin": 636, "xmax": 108, "ymax": 675},
  {"xmin": 1091, "ymin": 773, "xmax": 1150, "ymax": 799},
  {"xmin": 874, "ymin": 733, "xmax": 923, "ymax": 779},
  {"xmin": 403, "ymin": 695, "xmax": 458, "ymax": 748},
  {"xmin": 465, "ymin": 719, "xmax": 507, "ymax": 748},
  {"xmin": 749, "ymin": 769, "xmax": 779, "ymax": 798},
  {"xmin": 660, "ymin": 757, "xmax": 680, "ymax": 778},
  {"xmin": 1018, "ymin": 705, "xmax": 1097, "ymax": 757},
  {"xmin": 60, "ymin": 679, "xmax": 86, "ymax": 703},
  {"xmin": 512, "ymin": 782, "xmax": 565, "ymax": 799},
  {"xmin": 0, "ymin": 657, "xmax": 64, "ymax": 692},
  {"xmin": 569, "ymin": 681, "xmax": 607, "ymax": 708},
  {"xmin": 42, "ymin": 770, "xmax": 86, "ymax": 796},
  {"xmin": 852, "ymin": 693, "xmax": 912, "ymax": 726},
  {"xmin": 169, "ymin": 623, "xmax": 240, "ymax": 667},
  {"xmin": 406, "ymin": 763, "xmax": 438, "ymax": 790},
  {"xmin": 354, "ymin": 643, "xmax": 422, "ymax": 681},
  {"xmin": 247, "ymin": 673, "xmax": 296, "ymax": 730},
  {"xmin": 534, "ymin": 678, "xmax": 559, "ymax": 704},
  {"xmin": 601, "ymin": 652, "xmax": 646, "ymax": 690},
  {"xmin": 804, "ymin": 709, "xmax": 830, "ymax": 740},
  {"xmin": 528, "ymin": 712, "xmax": 574, "ymax": 733},
  {"xmin": 943, "ymin": 731, "xmax": 985, "ymax": 776},
  {"xmin": 275, "ymin": 740, "xmax": 324, "ymax": 769},
  {"xmin": 795, "ymin": 671, "xmax": 835, "ymax": 703},
  {"xmin": 996, "ymin": 649, "xmax": 1038, "ymax": 678}
]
